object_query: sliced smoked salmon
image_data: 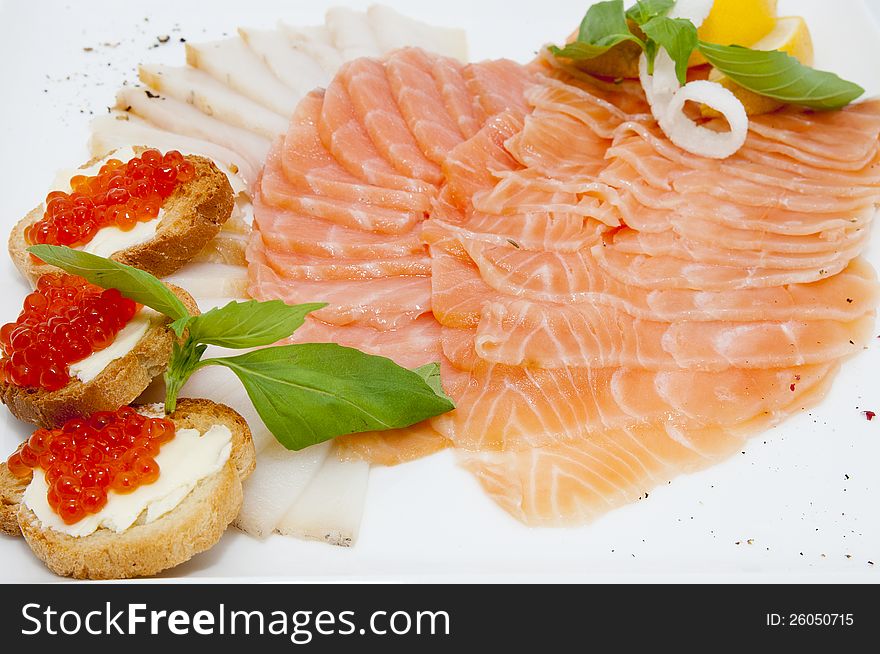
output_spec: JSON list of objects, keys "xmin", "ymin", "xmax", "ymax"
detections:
[{"xmin": 246, "ymin": 48, "xmax": 880, "ymax": 527}]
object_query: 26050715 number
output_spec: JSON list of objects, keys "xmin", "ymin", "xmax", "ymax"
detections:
[{"xmin": 766, "ymin": 613, "xmax": 854, "ymax": 627}]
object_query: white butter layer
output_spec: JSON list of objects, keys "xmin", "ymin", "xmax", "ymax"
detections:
[
  {"xmin": 78, "ymin": 214, "xmax": 162, "ymax": 259},
  {"xmin": 23, "ymin": 424, "xmax": 232, "ymax": 538},
  {"xmin": 68, "ymin": 308, "xmax": 157, "ymax": 383}
]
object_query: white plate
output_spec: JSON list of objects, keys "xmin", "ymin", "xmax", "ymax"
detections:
[{"xmin": 1, "ymin": 0, "xmax": 879, "ymax": 582}]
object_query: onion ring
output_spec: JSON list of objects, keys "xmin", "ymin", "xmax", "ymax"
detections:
[{"xmin": 661, "ymin": 80, "xmax": 749, "ymax": 158}]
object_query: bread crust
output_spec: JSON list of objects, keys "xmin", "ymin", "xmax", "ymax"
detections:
[
  {"xmin": 9, "ymin": 151, "xmax": 234, "ymax": 285},
  {"xmin": 0, "ymin": 283, "xmax": 198, "ymax": 429},
  {"xmin": 0, "ymin": 461, "xmax": 29, "ymax": 536},
  {"xmin": 15, "ymin": 398, "xmax": 253, "ymax": 579}
]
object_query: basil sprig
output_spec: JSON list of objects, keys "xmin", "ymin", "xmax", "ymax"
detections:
[
  {"xmin": 697, "ymin": 42, "xmax": 865, "ymax": 110},
  {"xmin": 549, "ymin": 0, "xmax": 646, "ymax": 60},
  {"xmin": 28, "ymin": 245, "xmax": 455, "ymax": 451},
  {"xmin": 551, "ymin": 0, "xmax": 864, "ymax": 108}
]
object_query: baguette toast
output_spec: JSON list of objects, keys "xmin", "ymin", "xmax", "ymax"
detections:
[
  {"xmin": 0, "ymin": 282, "xmax": 198, "ymax": 429},
  {"xmin": 9, "ymin": 149, "xmax": 234, "ymax": 285},
  {"xmin": 6, "ymin": 398, "xmax": 254, "ymax": 579}
]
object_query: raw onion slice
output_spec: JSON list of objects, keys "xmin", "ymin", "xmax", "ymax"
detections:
[
  {"xmin": 661, "ymin": 80, "xmax": 749, "ymax": 159},
  {"xmin": 639, "ymin": 49, "xmax": 680, "ymax": 114},
  {"xmin": 638, "ymin": 16, "xmax": 749, "ymax": 160}
]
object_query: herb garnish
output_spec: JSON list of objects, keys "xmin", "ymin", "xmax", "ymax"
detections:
[
  {"xmin": 551, "ymin": 0, "xmax": 864, "ymax": 108},
  {"xmin": 29, "ymin": 245, "xmax": 455, "ymax": 451}
]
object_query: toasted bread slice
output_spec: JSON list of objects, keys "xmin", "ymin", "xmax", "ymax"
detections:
[
  {"xmin": 0, "ymin": 283, "xmax": 198, "ymax": 429},
  {"xmin": 9, "ymin": 149, "xmax": 234, "ymax": 285},
  {"xmin": 14, "ymin": 398, "xmax": 255, "ymax": 579}
]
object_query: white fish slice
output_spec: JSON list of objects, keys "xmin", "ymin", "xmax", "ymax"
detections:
[
  {"xmin": 289, "ymin": 24, "xmax": 334, "ymax": 46},
  {"xmin": 190, "ymin": 234, "xmax": 248, "ymax": 266},
  {"xmin": 366, "ymin": 4, "xmax": 468, "ymax": 61},
  {"xmin": 325, "ymin": 7, "xmax": 382, "ymax": 60},
  {"xmin": 280, "ymin": 21, "xmax": 344, "ymax": 74},
  {"xmin": 138, "ymin": 64, "xmax": 288, "ymax": 140},
  {"xmin": 186, "ymin": 39, "xmax": 301, "ymax": 117},
  {"xmin": 164, "ymin": 261, "xmax": 249, "ymax": 299},
  {"xmin": 276, "ymin": 455, "xmax": 369, "ymax": 547},
  {"xmin": 171, "ymin": 353, "xmax": 370, "ymax": 547},
  {"xmin": 238, "ymin": 27, "xmax": 330, "ymax": 97},
  {"xmin": 235, "ymin": 439, "xmax": 330, "ymax": 538},
  {"xmin": 115, "ymin": 87, "xmax": 270, "ymax": 175},
  {"xmin": 89, "ymin": 113, "xmax": 258, "ymax": 187}
]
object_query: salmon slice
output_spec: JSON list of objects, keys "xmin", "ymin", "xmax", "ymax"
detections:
[
  {"xmin": 531, "ymin": 48, "xmax": 651, "ymax": 115},
  {"xmin": 441, "ymin": 111, "xmax": 524, "ymax": 209},
  {"xmin": 505, "ymin": 110, "xmax": 610, "ymax": 177},
  {"xmin": 593, "ymin": 245, "xmax": 851, "ymax": 290},
  {"xmin": 471, "ymin": 298, "xmax": 874, "ymax": 369},
  {"xmin": 289, "ymin": 314, "xmax": 442, "ymax": 369},
  {"xmin": 525, "ymin": 77, "xmax": 642, "ymax": 139},
  {"xmin": 253, "ymin": 196, "xmax": 425, "ymax": 259},
  {"xmin": 258, "ymin": 248, "xmax": 431, "ymax": 281},
  {"xmin": 469, "ymin": 167, "xmax": 623, "ymax": 228},
  {"xmin": 249, "ymin": 240, "xmax": 431, "ymax": 330},
  {"xmin": 280, "ymin": 92, "xmax": 432, "ymax": 211},
  {"xmin": 261, "ymin": 160, "xmax": 423, "ymax": 234},
  {"xmin": 429, "ymin": 192, "xmax": 610, "ymax": 253},
  {"xmin": 385, "ymin": 48, "xmax": 467, "ymax": 164},
  {"xmin": 335, "ymin": 420, "xmax": 449, "ymax": 466},
  {"xmin": 609, "ymin": 227, "xmax": 869, "ymax": 271},
  {"xmin": 601, "ymin": 158, "xmax": 877, "ymax": 218},
  {"xmin": 746, "ymin": 131, "xmax": 880, "ymax": 172},
  {"xmin": 609, "ymin": 120, "xmax": 880, "ymax": 190},
  {"xmin": 605, "ymin": 165, "xmax": 874, "ymax": 236},
  {"xmin": 457, "ymin": 367, "xmax": 837, "ymax": 526},
  {"xmin": 463, "ymin": 58, "xmax": 537, "ymax": 121},
  {"xmin": 670, "ymin": 169, "xmax": 876, "ymax": 214},
  {"xmin": 435, "ymin": 331, "xmax": 838, "ymax": 450},
  {"xmin": 668, "ymin": 217, "xmax": 869, "ymax": 255},
  {"xmin": 747, "ymin": 100, "xmax": 880, "ymax": 168},
  {"xmin": 342, "ymin": 58, "xmax": 444, "ymax": 185},
  {"xmin": 318, "ymin": 76, "xmax": 433, "ymax": 192},
  {"xmin": 430, "ymin": 54, "xmax": 481, "ymax": 138},
  {"xmin": 427, "ymin": 227, "xmax": 878, "ymax": 322}
]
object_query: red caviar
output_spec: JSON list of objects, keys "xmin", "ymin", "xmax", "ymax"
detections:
[
  {"xmin": 0, "ymin": 273, "xmax": 139, "ymax": 391},
  {"xmin": 6, "ymin": 407, "xmax": 176, "ymax": 524},
  {"xmin": 25, "ymin": 149, "xmax": 195, "ymax": 248}
]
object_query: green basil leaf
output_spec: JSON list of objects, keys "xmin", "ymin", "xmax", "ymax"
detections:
[
  {"xmin": 625, "ymin": 0, "xmax": 674, "ymax": 25},
  {"xmin": 697, "ymin": 42, "xmax": 865, "ymax": 110},
  {"xmin": 201, "ymin": 344, "xmax": 456, "ymax": 450},
  {"xmin": 169, "ymin": 316, "xmax": 194, "ymax": 338},
  {"xmin": 186, "ymin": 300, "xmax": 327, "ymax": 349},
  {"xmin": 27, "ymin": 245, "xmax": 191, "ymax": 323},
  {"xmin": 412, "ymin": 362, "xmax": 453, "ymax": 404},
  {"xmin": 550, "ymin": 0, "xmax": 644, "ymax": 61},
  {"xmin": 641, "ymin": 16, "xmax": 698, "ymax": 83}
]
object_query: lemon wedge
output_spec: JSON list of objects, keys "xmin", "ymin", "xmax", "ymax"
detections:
[
  {"xmin": 698, "ymin": 0, "xmax": 778, "ymax": 47},
  {"xmin": 702, "ymin": 16, "xmax": 814, "ymax": 117},
  {"xmin": 689, "ymin": 0, "xmax": 778, "ymax": 66}
]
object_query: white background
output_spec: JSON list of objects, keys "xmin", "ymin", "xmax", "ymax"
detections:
[{"xmin": 0, "ymin": 0, "xmax": 878, "ymax": 582}]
